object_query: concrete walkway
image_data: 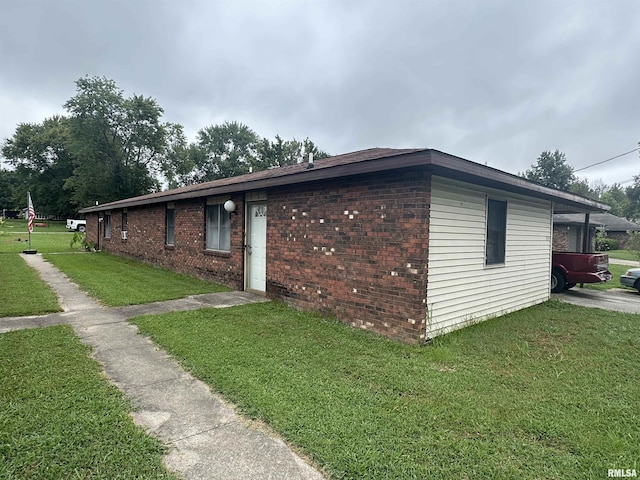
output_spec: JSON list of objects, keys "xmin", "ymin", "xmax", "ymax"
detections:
[
  {"xmin": 2, "ymin": 254, "xmax": 324, "ymax": 480},
  {"xmin": 609, "ymin": 257, "xmax": 639, "ymax": 266}
]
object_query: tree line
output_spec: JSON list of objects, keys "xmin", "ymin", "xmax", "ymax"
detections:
[
  {"xmin": 519, "ymin": 149, "xmax": 640, "ymax": 221},
  {"xmin": 2, "ymin": 76, "xmax": 639, "ymax": 221},
  {"xmin": 0, "ymin": 76, "xmax": 328, "ymax": 217}
]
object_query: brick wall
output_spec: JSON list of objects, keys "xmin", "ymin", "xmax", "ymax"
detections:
[
  {"xmin": 552, "ymin": 225, "xmax": 569, "ymax": 251},
  {"xmin": 552, "ymin": 224, "xmax": 597, "ymax": 252},
  {"xmin": 86, "ymin": 197, "xmax": 245, "ymax": 289},
  {"xmin": 266, "ymin": 169, "xmax": 431, "ymax": 344},
  {"xmin": 85, "ymin": 169, "xmax": 432, "ymax": 344}
]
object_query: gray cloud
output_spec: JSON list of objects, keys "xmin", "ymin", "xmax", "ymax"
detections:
[{"xmin": 1, "ymin": 0, "xmax": 638, "ymax": 186}]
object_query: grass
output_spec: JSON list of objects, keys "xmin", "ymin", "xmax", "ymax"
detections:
[
  {"xmin": 132, "ymin": 300, "xmax": 640, "ymax": 480},
  {"xmin": 44, "ymin": 251, "xmax": 229, "ymax": 306},
  {"xmin": 0, "ymin": 254, "xmax": 60, "ymax": 316},
  {"xmin": 604, "ymin": 249, "xmax": 640, "ymax": 264},
  {"xmin": 0, "ymin": 325, "xmax": 178, "ymax": 479},
  {"xmin": 0, "ymin": 219, "xmax": 82, "ymax": 254}
]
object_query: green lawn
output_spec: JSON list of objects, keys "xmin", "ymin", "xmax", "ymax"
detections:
[
  {"xmin": 0, "ymin": 219, "xmax": 70, "ymax": 233},
  {"xmin": 132, "ymin": 301, "xmax": 640, "ymax": 479},
  {"xmin": 0, "ymin": 325, "xmax": 178, "ymax": 479},
  {"xmin": 605, "ymin": 249, "xmax": 640, "ymax": 264},
  {"xmin": 0, "ymin": 255, "xmax": 60, "ymax": 316},
  {"xmin": 0, "ymin": 219, "xmax": 82, "ymax": 254},
  {"xmin": 44, "ymin": 251, "xmax": 229, "ymax": 306}
]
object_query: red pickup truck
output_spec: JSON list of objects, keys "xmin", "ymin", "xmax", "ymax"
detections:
[{"xmin": 551, "ymin": 252, "xmax": 612, "ymax": 293}]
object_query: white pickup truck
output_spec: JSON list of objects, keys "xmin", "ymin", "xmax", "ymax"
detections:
[{"xmin": 66, "ymin": 219, "xmax": 87, "ymax": 232}]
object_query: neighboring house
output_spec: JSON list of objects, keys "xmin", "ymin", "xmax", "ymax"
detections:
[
  {"xmin": 553, "ymin": 213, "xmax": 640, "ymax": 250},
  {"xmin": 19, "ymin": 208, "xmax": 62, "ymax": 221},
  {"xmin": 80, "ymin": 148, "xmax": 609, "ymax": 344}
]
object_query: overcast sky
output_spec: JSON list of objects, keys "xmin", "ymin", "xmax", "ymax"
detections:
[{"xmin": 1, "ymin": 0, "xmax": 639, "ymax": 188}]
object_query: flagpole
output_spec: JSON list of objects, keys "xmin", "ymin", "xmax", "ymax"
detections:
[{"xmin": 24, "ymin": 191, "xmax": 37, "ymax": 254}]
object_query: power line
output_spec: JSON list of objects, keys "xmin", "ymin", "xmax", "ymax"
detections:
[{"xmin": 574, "ymin": 147, "xmax": 640, "ymax": 172}]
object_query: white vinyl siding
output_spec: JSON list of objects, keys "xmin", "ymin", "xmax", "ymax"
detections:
[{"xmin": 426, "ymin": 177, "xmax": 552, "ymax": 338}]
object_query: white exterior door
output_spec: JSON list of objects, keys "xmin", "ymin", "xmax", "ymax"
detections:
[{"xmin": 247, "ymin": 203, "xmax": 267, "ymax": 292}]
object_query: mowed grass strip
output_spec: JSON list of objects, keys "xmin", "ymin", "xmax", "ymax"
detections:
[
  {"xmin": 0, "ymin": 325, "xmax": 177, "ymax": 479},
  {"xmin": 133, "ymin": 301, "xmax": 640, "ymax": 480},
  {"xmin": 606, "ymin": 249, "xmax": 640, "ymax": 264},
  {"xmin": 0, "ymin": 220, "xmax": 81, "ymax": 254},
  {"xmin": 44, "ymin": 252, "xmax": 229, "ymax": 306},
  {"xmin": 0, "ymin": 255, "xmax": 60, "ymax": 316}
]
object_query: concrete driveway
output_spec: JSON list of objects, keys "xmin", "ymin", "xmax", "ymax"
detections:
[{"xmin": 553, "ymin": 287, "xmax": 640, "ymax": 314}]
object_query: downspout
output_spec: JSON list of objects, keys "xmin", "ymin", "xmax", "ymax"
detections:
[{"xmin": 98, "ymin": 214, "xmax": 102, "ymax": 251}]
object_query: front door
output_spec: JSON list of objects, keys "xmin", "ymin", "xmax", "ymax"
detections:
[{"xmin": 246, "ymin": 203, "xmax": 267, "ymax": 292}]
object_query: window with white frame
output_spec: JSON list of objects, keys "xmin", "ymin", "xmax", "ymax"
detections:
[
  {"xmin": 485, "ymin": 198, "xmax": 507, "ymax": 265},
  {"xmin": 166, "ymin": 204, "xmax": 175, "ymax": 246},
  {"xmin": 206, "ymin": 201, "xmax": 230, "ymax": 251}
]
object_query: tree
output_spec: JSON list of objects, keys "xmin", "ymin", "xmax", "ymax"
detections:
[
  {"xmin": 0, "ymin": 168, "xmax": 17, "ymax": 210},
  {"xmin": 568, "ymin": 177, "xmax": 594, "ymax": 198},
  {"xmin": 257, "ymin": 135, "xmax": 329, "ymax": 168},
  {"xmin": 171, "ymin": 122, "xmax": 331, "ymax": 186},
  {"xmin": 174, "ymin": 122, "xmax": 261, "ymax": 185},
  {"xmin": 626, "ymin": 230, "xmax": 640, "ymax": 265},
  {"xmin": 568, "ymin": 177, "xmax": 606, "ymax": 200},
  {"xmin": 63, "ymin": 76, "xmax": 179, "ymax": 207},
  {"xmin": 624, "ymin": 175, "xmax": 640, "ymax": 222},
  {"xmin": 521, "ymin": 150, "xmax": 575, "ymax": 191},
  {"xmin": 1, "ymin": 116, "xmax": 76, "ymax": 216},
  {"xmin": 600, "ymin": 183, "xmax": 630, "ymax": 218},
  {"xmin": 158, "ymin": 123, "xmax": 189, "ymax": 189}
]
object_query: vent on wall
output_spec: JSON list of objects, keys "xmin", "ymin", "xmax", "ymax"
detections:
[{"xmin": 121, "ymin": 231, "xmax": 128, "ymax": 240}]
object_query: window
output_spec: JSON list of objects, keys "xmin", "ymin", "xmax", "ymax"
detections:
[
  {"xmin": 486, "ymin": 198, "xmax": 507, "ymax": 265},
  {"xmin": 104, "ymin": 214, "xmax": 111, "ymax": 238},
  {"xmin": 206, "ymin": 203, "xmax": 230, "ymax": 251},
  {"xmin": 121, "ymin": 210, "xmax": 128, "ymax": 240},
  {"xmin": 166, "ymin": 206, "xmax": 175, "ymax": 245}
]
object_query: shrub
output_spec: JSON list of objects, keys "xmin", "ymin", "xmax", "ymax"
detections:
[
  {"xmin": 595, "ymin": 238, "xmax": 619, "ymax": 251},
  {"xmin": 627, "ymin": 231, "xmax": 640, "ymax": 263}
]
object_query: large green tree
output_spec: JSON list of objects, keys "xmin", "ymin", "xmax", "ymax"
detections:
[
  {"xmin": 257, "ymin": 135, "xmax": 329, "ymax": 169},
  {"xmin": 1, "ymin": 115, "xmax": 76, "ymax": 216},
  {"xmin": 521, "ymin": 150, "xmax": 575, "ymax": 191},
  {"xmin": 624, "ymin": 175, "xmax": 640, "ymax": 221},
  {"xmin": 171, "ymin": 122, "xmax": 330, "ymax": 186},
  {"xmin": 599, "ymin": 183, "xmax": 630, "ymax": 218},
  {"xmin": 195, "ymin": 121, "xmax": 261, "ymax": 183},
  {"xmin": 2, "ymin": 76, "xmax": 331, "ymax": 208},
  {"xmin": 0, "ymin": 168, "xmax": 17, "ymax": 211},
  {"xmin": 63, "ymin": 76, "xmax": 181, "ymax": 207}
]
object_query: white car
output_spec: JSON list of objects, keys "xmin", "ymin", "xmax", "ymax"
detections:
[
  {"xmin": 620, "ymin": 268, "xmax": 640, "ymax": 293},
  {"xmin": 66, "ymin": 219, "xmax": 87, "ymax": 232}
]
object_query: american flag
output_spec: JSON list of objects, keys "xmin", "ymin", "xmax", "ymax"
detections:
[{"xmin": 27, "ymin": 192, "xmax": 35, "ymax": 234}]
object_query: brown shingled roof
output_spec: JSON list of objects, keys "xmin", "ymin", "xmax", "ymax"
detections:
[
  {"xmin": 554, "ymin": 213, "xmax": 640, "ymax": 231},
  {"xmin": 79, "ymin": 147, "xmax": 610, "ymax": 214},
  {"xmin": 79, "ymin": 148, "xmax": 425, "ymax": 212}
]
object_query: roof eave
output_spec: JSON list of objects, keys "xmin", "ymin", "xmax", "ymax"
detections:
[{"xmin": 79, "ymin": 148, "xmax": 610, "ymax": 214}]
